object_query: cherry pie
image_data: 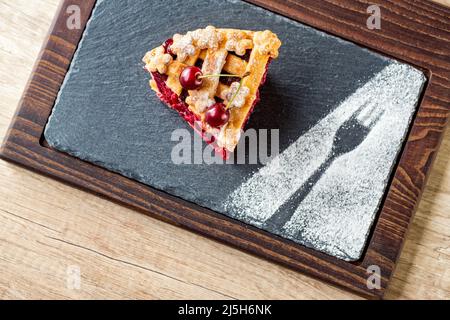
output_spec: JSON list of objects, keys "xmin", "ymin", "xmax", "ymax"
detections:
[{"xmin": 143, "ymin": 26, "xmax": 281, "ymax": 158}]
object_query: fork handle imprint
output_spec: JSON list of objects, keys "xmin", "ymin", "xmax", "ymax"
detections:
[
  {"xmin": 263, "ymin": 102, "xmax": 385, "ymax": 233},
  {"xmin": 263, "ymin": 154, "xmax": 335, "ymax": 233}
]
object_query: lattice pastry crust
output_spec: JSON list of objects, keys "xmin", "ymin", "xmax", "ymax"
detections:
[{"xmin": 143, "ymin": 26, "xmax": 281, "ymax": 157}]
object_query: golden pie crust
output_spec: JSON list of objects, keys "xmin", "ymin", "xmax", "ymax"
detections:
[{"xmin": 143, "ymin": 27, "xmax": 282, "ymax": 153}]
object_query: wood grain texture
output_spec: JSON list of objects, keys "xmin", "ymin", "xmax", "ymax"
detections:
[{"xmin": 0, "ymin": 0, "xmax": 449, "ymax": 299}]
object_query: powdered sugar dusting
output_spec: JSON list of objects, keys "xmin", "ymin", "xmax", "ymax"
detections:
[{"xmin": 224, "ymin": 62, "xmax": 426, "ymax": 260}]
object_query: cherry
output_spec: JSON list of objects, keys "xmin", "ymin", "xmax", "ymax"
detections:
[
  {"xmin": 163, "ymin": 38, "xmax": 174, "ymax": 55},
  {"xmin": 180, "ymin": 66, "xmax": 203, "ymax": 90},
  {"xmin": 205, "ymin": 103, "xmax": 230, "ymax": 128}
]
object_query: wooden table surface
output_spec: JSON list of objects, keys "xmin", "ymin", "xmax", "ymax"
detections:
[{"xmin": 1, "ymin": 0, "xmax": 449, "ymax": 300}]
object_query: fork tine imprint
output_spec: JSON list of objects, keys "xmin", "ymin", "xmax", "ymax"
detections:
[
  {"xmin": 365, "ymin": 108, "xmax": 385, "ymax": 129},
  {"xmin": 263, "ymin": 101, "xmax": 386, "ymax": 233}
]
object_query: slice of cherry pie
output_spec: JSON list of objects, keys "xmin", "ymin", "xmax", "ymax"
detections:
[{"xmin": 143, "ymin": 26, "xmax": 281, "ymax": 159}]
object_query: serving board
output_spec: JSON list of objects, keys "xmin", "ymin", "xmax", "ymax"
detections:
[
  {"xmin": 43, "ymin": 0, "xmax": 426, "ymax": 262},
  {"xmin": 1, "ymin": 0, "xmax": 449, "ymax": 299}
]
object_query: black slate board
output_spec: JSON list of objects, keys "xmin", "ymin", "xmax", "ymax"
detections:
[{"xmin": 44, "ymin": 0, "xmax": 425, "ymax": 260}]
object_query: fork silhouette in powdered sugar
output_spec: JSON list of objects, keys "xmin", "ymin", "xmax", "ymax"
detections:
[{"xmin": 263, "ymin": 102, "xmax": 385, "ymax": 233}]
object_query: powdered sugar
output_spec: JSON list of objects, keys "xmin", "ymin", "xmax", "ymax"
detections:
[{"xmin": 224, "ymin": 62, "xmax": 426, "ymax": 261}]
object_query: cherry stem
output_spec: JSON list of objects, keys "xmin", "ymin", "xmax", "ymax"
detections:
[
  {"xmin": 198, "ymin": 73, "xmax": 241, "ymax": 79},
  {"xmin": 225, "ymin": 72, "xmax": 251, "ymax": 110}
]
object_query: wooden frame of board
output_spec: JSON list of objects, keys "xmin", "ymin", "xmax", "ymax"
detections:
[{"xmin": 1, "ymin": 0, "xmax": 449, "ymax": 299}]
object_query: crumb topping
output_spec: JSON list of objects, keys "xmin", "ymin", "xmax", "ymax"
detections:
[
  {"xmin": 253, "ymin": 30, "xmax": 281, "ymax": 58},
  {"xmin": 190, "ymin": 26, "xmax": 224, "ymax": 50},
  {"xmin": 221, "ymin": 82, "xmax": 250, "ymax": 109},
  {"xmin": 171, "ymin": 26, "xmax": 224, "ymax": 62},
  {"xmin": 143, "ymin": 46, "xmax": 173, "ymax": 74},
  {"xmin": 171, "ymin": 33, "xmax": 196, "ymax": 62},
  {"xmin": 186, "ymin": 91, "xmax": 215, "ymax": 113},
  {"xmin": 225, "ymin": 31, "xmax": 253, "ymax": 56}
]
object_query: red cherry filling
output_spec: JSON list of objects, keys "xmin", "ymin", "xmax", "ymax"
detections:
[
  {"xmin": 163, "ymin": 38, "xmax": 174, "ymax": 56},
  {"xmin": 179, "ymin": 66, "xmax": 203, "ymax": 90},
  {"xmin": 205, "ymin": 103, "xmax": 230, "ymax": 128}
]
